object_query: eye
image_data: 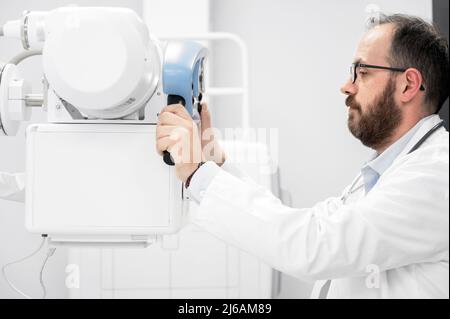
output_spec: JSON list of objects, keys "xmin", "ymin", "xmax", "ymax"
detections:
[{"xmin": 358, "ymin": 69, "xmax": 368, "ymax": 76}]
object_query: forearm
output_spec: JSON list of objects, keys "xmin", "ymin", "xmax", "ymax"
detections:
[{"xmin": 187, "ymin": 159, "xmax": 262, "ymax": 203}]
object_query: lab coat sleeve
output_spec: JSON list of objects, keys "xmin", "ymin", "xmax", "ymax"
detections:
[
  {"xmin": 0, "ymin": 172, "xmax": 26, "ymax": 203},
  {"xmin": 188, "ymin": 160, "xmax": 274, "ymax": 204},
  {"xmin": 189, "ymin": 150, "xmax": 449, "ymax": 282},
  {"xmin": 220, "ymin": 161, "xmax": 253, "ymax": 182}
]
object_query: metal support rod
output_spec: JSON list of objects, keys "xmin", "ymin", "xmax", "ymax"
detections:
[{"xmin": 25, "ymin": 93, "xmax": 44, "ymax": 107}]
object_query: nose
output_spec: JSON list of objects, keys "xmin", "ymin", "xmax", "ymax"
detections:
[{"xmin": 340, "ymin": 78, "xmax": 357, "ymax": 96}]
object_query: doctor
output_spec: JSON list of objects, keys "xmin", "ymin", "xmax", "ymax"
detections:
[{"xmin": 156, "ymin": 14, "xmax": 449, "ymax": 298}]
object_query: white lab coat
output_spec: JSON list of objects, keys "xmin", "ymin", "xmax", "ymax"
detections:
[{"xmin": 190, "ymin": 115, "xmax": 449, "ymax": 298}]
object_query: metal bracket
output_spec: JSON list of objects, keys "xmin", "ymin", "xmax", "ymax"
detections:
[
  {"xmin": 59, "ymin": 97, "xmax": 86, "ymax": 120},
  {"xmin": 0, "ymin": 63, "xmax": 6, "ymax": 135},
  {"xmin": 20, "ymin": 11, "xmax": 31, "ymax": 50}
]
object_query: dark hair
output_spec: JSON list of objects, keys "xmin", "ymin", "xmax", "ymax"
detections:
[{"xmin": 370, "ymin": 14, "xmax": 449, "ymax": 114}]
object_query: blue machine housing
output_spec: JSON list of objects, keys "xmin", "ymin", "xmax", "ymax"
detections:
[{"xmin": 163, "ymin": 41, "xmax": 208, "ymax": 117}]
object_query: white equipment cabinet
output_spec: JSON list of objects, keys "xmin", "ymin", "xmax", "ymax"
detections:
[{"xmin": 25, "ymin": 123, "xmax": 182, "ymax": 245}]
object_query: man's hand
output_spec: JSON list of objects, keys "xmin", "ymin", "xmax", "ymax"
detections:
[
  {"xmin": 199, "ymin": 103, "xmax": 226, "ymax": 166},
  {"xmin": 156, "ymin": 102, "xmax": 226, "ymax": 183},
  {"xmin": 156, "ymin": 104, "xmax": 204, "ymax": 183}
]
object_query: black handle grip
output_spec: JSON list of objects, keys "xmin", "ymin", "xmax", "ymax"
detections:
[
  {"xmin": 163, "ymin": 95, "xmax": 186, "ymax": 166},
  {"xmin": 168, "ymin": 95, "xmax": 186, "ymax": 107},
  {"xmin": 163, "ymin": 151, "xmax": 175, "ymax": 166}
]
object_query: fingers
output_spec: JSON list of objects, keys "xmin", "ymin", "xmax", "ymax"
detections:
[
  {"xmin": 156, "ymin": 131, "xmax": 184, "ymax": 155},
  {"xmin": 156, "ymin": 105, "xmax": 189, "ymax": 157},
  {"xmin": 156, "ymin": 126, "xmax": 190, "ymax": 155},
  {"xmin": 200, "ymin": 102, "xmax": 212, "ymax": 133},
  {"xmin": 156, "ymin": 125, "xmax": 179, "ymax": 139},
  {"xmin": 158, "ymin": 111, "xmax": 190, "ymax": 127},
  {"xmin": 156, "ymin": 103, "xmax": 198, "ymax": 159},
  {"xmin": 160, "ymin": 104, "xmax": 191, "ymax": 121},
  {"xmin": 156, "ymin": 128, "xmax": 200, "ymax": 164},
  {"xmin": 156, "ymin": 136, "xmax": 173, "ymax": 156},
  {"xmin": 200, "ymin": 102, "xmax": 215, "ymax": 146}
]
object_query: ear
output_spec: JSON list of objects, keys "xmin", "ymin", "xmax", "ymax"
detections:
[{"xmin": 399, "ymin": 68, "xmax": 424, "ymax": 103}]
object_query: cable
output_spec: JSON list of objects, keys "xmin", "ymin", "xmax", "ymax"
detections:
[
  {"xmin": 8, "ymin": 50, "xmax": 42, "ymax": 65},
  {"xmin": 1, "ymin": 236, "xmax": 55, "ymax": 299},
  {"xmin": 1, "ymin": 237, "xmax": 45, "ymax": 299},
  {"xmin": 39, "ymin": 247, "xmax": 56, "ymax": 299}
]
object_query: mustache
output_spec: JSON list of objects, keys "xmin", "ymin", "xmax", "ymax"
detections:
[{"xmin": 346, "ymin": 96, "xmax": 361, "ymax": 110}]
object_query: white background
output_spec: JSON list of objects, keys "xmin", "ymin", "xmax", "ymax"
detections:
[{"xmin": 0, "ymin": 0, "xmax": 432, "ymax": 299}]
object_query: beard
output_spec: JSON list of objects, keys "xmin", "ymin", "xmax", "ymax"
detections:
[{"xmin": 346, "ymin": 78, "xmax": 402, "ymax": 150}]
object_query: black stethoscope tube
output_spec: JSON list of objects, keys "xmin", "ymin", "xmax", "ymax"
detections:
[{"xmin": 407, "ymin": 121, "xmax": 446, "ymax": 154}]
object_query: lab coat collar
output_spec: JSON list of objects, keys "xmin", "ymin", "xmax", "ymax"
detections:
[
  {"xmin": 366, "ymin": 115, "xmax": 435, "ymax": 177},
  {"xmin": 360, "ymin": 114, "xmax": 443, "ymax": 194},
  {"xmin": 396, "ymin": 114, "xmax": 445, "ymax": 159}
]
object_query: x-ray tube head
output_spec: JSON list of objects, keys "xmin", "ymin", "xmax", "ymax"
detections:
[{"xmin": 42, "ymin": 7, "xmax": 161, "ymax": 119}]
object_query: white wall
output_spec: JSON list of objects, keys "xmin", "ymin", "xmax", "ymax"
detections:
[
  {"xmin": 143, "ymin": 0, "xmax": 209, "ymax": 36},
  {"xmin": 209, "ymin": 0, "xmax": 432, "ymax": 298},
  {"xmin": 0, "ymin": 0, "xmax": 142, "ymax": 299}
]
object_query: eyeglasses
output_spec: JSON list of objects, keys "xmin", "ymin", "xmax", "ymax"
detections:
[{"xmin": 350, "ymin": 62, "xmax": 425, "ymax": 91}]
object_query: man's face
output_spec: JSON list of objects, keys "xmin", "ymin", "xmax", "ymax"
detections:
[{"xmin": 341, "ymin": 24, "xmax": 403, "ymax": 150}]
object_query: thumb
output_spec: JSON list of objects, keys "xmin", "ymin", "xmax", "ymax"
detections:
[
  {"xmin": 200, "ymin": 102, "xmax": 212, "ymax": 134},
  {"xmin": 200, "ymin": 102, "xmax": 216, "ymax": 147}
]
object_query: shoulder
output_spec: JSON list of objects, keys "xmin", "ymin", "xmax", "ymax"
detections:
[
  {"xmin": 383, "ymin": 128, "xmax": 448, "ymax": 183},
  {"xmin": 408, "ymin": 128, "xmax": 448, "ymax": 163}
]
